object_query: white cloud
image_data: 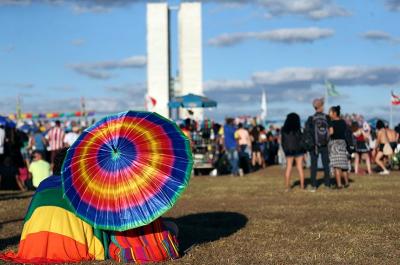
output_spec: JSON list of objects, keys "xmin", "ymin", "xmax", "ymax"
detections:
[
  {"xmin": 208, "ymin": 27, "xmax": 334, "ymax": 47},
  {"xmin": 205, "ymin": 65, "xmax": 400, "ymax": 91},
  {"xmin": 69, "ymin": 55, "xmax": 146, "ymax": 80},
  {"xmin": 71, "ymin": 38, "xmax": 86, "ymax": 46},
  {"xmin": 385, "ymin": 0, "xmax": 400, "ymax": 11},
  {"xmin": 71, "ymin": 3, "xmax": 110, "ymax": 14},
  {"xmin": 0, "ymin": 0, "xmax": 30, "ymax": 6},
  {"xmin": 206, "ymin": 0, "xmax": 351, "ymax": 20},
  {"xmin": 204, "ymin": 80, "xmax": 253, "ymax": 91},
  {"xmin": 0, "ymin": 82, "xmax": 34, "ymax": 89},
  {"xmin": 362, "ymin": 30, "xmax": 400, "ymax": 44}
]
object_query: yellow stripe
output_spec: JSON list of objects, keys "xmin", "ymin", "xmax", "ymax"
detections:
[
  {"xmin": 21, "ymin": 206, "xmax": 105, "ymax": 260},
  {"xmin": 168, "ymin": 233, "xmax": 179, "ymax": 256},
  {"xmin": 76, "ymin": 122, "xmax": 165, "ymax": 199}
]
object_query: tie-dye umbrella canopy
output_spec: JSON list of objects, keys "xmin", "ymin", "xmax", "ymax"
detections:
[{"xmin": 61, "ymin": 111, "xmax": 193, "ymax": 231}]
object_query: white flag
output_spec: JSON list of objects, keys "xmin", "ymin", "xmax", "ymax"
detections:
[{"xmin": 260, "ymin": 90, "xmax": 267, "ymax": 121}]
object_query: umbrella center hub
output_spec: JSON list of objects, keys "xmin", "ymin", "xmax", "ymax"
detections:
[{"xmin": 111, "ymin": 147, "xmax": 121, "ymax": 161}]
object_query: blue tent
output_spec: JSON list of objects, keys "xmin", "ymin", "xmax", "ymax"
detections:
[
  {"xmin": 0, "ymin": 116, "xmax": 16, "ymax": 128},
  {"xmin": 168, "ymin": 93, "xmax": 217, "ymax": 109}
]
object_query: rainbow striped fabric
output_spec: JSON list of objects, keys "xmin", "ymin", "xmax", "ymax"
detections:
[
  {"xmin": 108, "ymin": 218, "xmax": 180, "ymax": 263},
  {"xmin": 0, "ymin": 175, "xmax": 108, "ymax": 264}
]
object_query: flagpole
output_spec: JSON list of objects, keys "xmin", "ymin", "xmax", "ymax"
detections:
[
  {"xmin": 325, "ymin": 82, "xmax": 329, "ymax": 110},
  {"xmin": 390, "ymin": 97, "xmax": 393, "ymax": 129}
]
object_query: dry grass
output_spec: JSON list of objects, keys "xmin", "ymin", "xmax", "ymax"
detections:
[{"xmin": 1, "ymin": 167, "xmax": 400, "ymax": 264}]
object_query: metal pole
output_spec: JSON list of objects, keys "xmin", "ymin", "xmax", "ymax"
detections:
[
  {"xmin": 390, "ymin": 99, "xmax": 393, "ymax": 129},
  {"xmin": 325, "ymin": 82, "xmax": 329, "ymax": 111}
]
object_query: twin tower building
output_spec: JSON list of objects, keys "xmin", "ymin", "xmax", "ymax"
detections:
[{"xmin": 147, "ymin": 2, "xmax": 204, "ymax": 120}]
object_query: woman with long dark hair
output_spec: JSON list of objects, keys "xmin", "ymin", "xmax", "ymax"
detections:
[
  {"xmin": 328, "ymin": 106, "xmax": 350, "ymax": 188},
  {"xmin": 281, "ymin": 113, "xmax": 305, "ymax": 191}
]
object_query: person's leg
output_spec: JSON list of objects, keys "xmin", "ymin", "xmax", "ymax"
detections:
[
  {"xmin": 335, "ymin": 168, "xmax": 342, "ymax": 187},
  {"xmin": 320, "ymin": 146, "xmax": 331, "ymax": 187},
  {"xmin": 295, "ymin": 155, "xmax": 305, "ymax": 189},
  {"xmin": 251, "ymin": 151, "xmax": 256, "ymax": 167},
  {"xmin": 285, "ymin": 156, "xmax": 293, "ymax": 190},
  {"xmin": 15, "ymin": 175, "xmax": 26, "ymax": 191},
  {"xmin": 354, "ymin": 153, "xmax": 360, "ymax": 174},
  {"xmin": 231, "ymin": 149, "xmax": 239, "ymax": 175},
  {"xmin": 363, "ymin": 153, "xmax": 372, "ymax": 175},
  {"xmin": 50, "ymin": 150, "xmax": 57, "ymax": 169},
  {"xmin": 257, "ymin": 151, "xmax": 263, "ymax": 167},
  {"xmin": 375, "ymin": 152, "xmax": 388, "ymax": 172},
  {"xmin": 343, "ymin": 170, "xmax": 349, "ymax": 187},
  {"xmin": 310, "ymin": 151, "xmax": 318, "ymax": 188}
]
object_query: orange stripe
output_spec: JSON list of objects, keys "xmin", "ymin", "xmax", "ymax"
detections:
[{"xmin": 4, "ymin": 231, "xmax": 95, "ymax": 263}]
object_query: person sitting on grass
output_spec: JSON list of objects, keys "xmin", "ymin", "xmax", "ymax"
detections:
[
  {"xmin": 1, "ymin": 149, "xmax": 180, "ymax": 264},
  {"xmin": 27, "ymin": 151, "xmax": 51, "ymax": 189},
  {"xmin": 0, "ymin": 148, "xmax": 109, "ymax": 263}
]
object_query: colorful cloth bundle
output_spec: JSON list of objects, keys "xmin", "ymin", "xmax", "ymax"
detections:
[
  {"xmin": 0, "ymin": 175, "xmax": 108, "ymax": 264},
  {"xmin": 109, "ymin": 218, "xmax": 179, "ymax": 264}
]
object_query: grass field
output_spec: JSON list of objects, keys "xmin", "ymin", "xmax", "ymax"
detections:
[{"xmin": 1, "ymin": 167, "xmax": 400, "ymax": 265}]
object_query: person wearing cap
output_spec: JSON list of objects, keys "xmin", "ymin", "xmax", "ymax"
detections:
[
  {"xmin": 64, "ymin": 126, "xmax": 80, "ymax": 147},
  {"xmin": 304, "ymin": 98, "xmax": 331, "ymax": 191}
]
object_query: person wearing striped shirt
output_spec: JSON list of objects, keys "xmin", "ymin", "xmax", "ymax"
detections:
[{"xmin": 45, "ymin": 120, "xmax": 65, "ymax": 168}]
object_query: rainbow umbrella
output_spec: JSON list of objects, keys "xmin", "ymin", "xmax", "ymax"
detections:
[{"xmin": 61, "ymin": 111, "xmax": 193, "ymax": 231}]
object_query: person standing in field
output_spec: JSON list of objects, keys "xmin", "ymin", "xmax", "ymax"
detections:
[
  {"xmin": 304, "ymin": 98, "xmax": 331, "ymax": 191},
  {"xmin": 375, "ymin": 120, "xmax": 393, "ymax": 175},
  {"xmin": 351, "ymin": 122, "xmax": 371, "ymax": 175},
  {"xmin": 281, "ymin": 113, "xmax": 306, "ymax": 191},
  {"xmin": 235, "ymin": 123, "xmax": 252, "ymax": 174},
  {"xmin": 45, "ymin": 120, "xmax": 65, "ymax": 168},
  {"xmin": 328, "ymin": 106, "xmax": 350, "ymax": 188},
  {"xmin": 0, "ymin": 125, "xmax": 5, "ymax": 163},
  {"xmin": 64, "ymin": 126, "xmax": 80, "ymax": 147},
  {"xmin": 219, "ymin": 118, "xmax": 239, "ymax": 176}
]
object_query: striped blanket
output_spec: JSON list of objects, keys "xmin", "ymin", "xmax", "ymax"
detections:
[
  {"xmin": 0, "ymin": 175, "xmax": 108, "ymax": 264},
  {"xmin": 109, "ymin": 218, "xmax": 180, "ymax": 263}
]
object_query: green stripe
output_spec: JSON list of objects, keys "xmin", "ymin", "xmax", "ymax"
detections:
[
  {"xmin": 25, "ymin": 187, "xmax": 107, "ymax": 248},
  {"xmin": 24, "ymin": 188, "xmax": 74, "ymax": 223}
]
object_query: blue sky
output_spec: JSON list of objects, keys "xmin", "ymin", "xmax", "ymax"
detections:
[{"xmin": 0, "ymin": 0, "xmax": 400, "ymax": 123}]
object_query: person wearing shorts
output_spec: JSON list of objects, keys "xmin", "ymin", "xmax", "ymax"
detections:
[{"xmin": 281, "ymin": 113, "xmax": 306, "ymax": 191}]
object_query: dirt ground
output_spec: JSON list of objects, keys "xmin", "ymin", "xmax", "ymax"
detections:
[{"xmin": 1, "ymin": 167, "xmax": 400, "ymax": 265}]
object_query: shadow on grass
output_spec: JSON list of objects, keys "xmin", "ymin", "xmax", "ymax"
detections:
[
  {"xmin": 0, "ymin": 192, "xmax": 33, "ymax": 202},
  {"xmin": 291, "ymin": 177, "xmax": 355, "ymax": 188},
  {"xmin": 0, "ymin": 235, "xmax": 20, "ymax": 251},
  {"xmin": 0, "ymin": 218, "xmax": 24, "ymax": 227},
  {"xmin": 167, "ymin": 211, "xmax": 248, "ymax": 253}
]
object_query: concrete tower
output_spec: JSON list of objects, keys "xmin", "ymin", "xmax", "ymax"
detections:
[
  {"xmin": 146, "ymin": 2, "xmax": 203, "ymax": 120},
  {"xmin": 178, "ymin": 2, "xmax": 203, "ymax": 120},
  {"xmin": 146, "ymin": 3, "xmax": 170, "ymax": 118}
]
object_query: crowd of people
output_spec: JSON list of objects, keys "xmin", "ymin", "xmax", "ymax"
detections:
[
  {"xmin": 0, "ymin": 119, "xmax": 88, "ymax": 191},
  {"xmin": 205, "ymin": 98, "xmax": 400, "ymax": 191},
  {"xmin": 1, "ymin": 102, "xmax": 399, "ymax": 193}
]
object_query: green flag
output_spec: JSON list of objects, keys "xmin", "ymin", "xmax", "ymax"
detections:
[{"xmin": 325, "ymin": 81, "xmax": 340, "ymax": 97}]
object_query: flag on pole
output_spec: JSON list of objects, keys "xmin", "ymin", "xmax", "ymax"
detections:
[
  {"xmin": 145, "ymin": 94, "xmax": 157, "ymax": 111},
  {"xmin": 260, "ymin": 90, "xmax": 267, "ymax": 121},
  {"xmin": 16, "ymin": 95, "xmax": 22, "ymax": 121},
  {"xmin": 391, "ymin": 91, "xmax": 400, "ymax": 105},
  {"xmin": 325, "ymin": 81, "xmax": 340, "ymax": 97}
]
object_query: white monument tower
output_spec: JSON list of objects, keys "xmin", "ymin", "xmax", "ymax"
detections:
[
  {"xmin": 146, "ymin": 3, "xmax": 170, "ymax": 118},
  {"xmin": 178, "ymin": 2, "xmax": 203, "ymax": 120},
  {"xmin": 146, "ymin": 2, "xmax": 203, "ymax": 120}
]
